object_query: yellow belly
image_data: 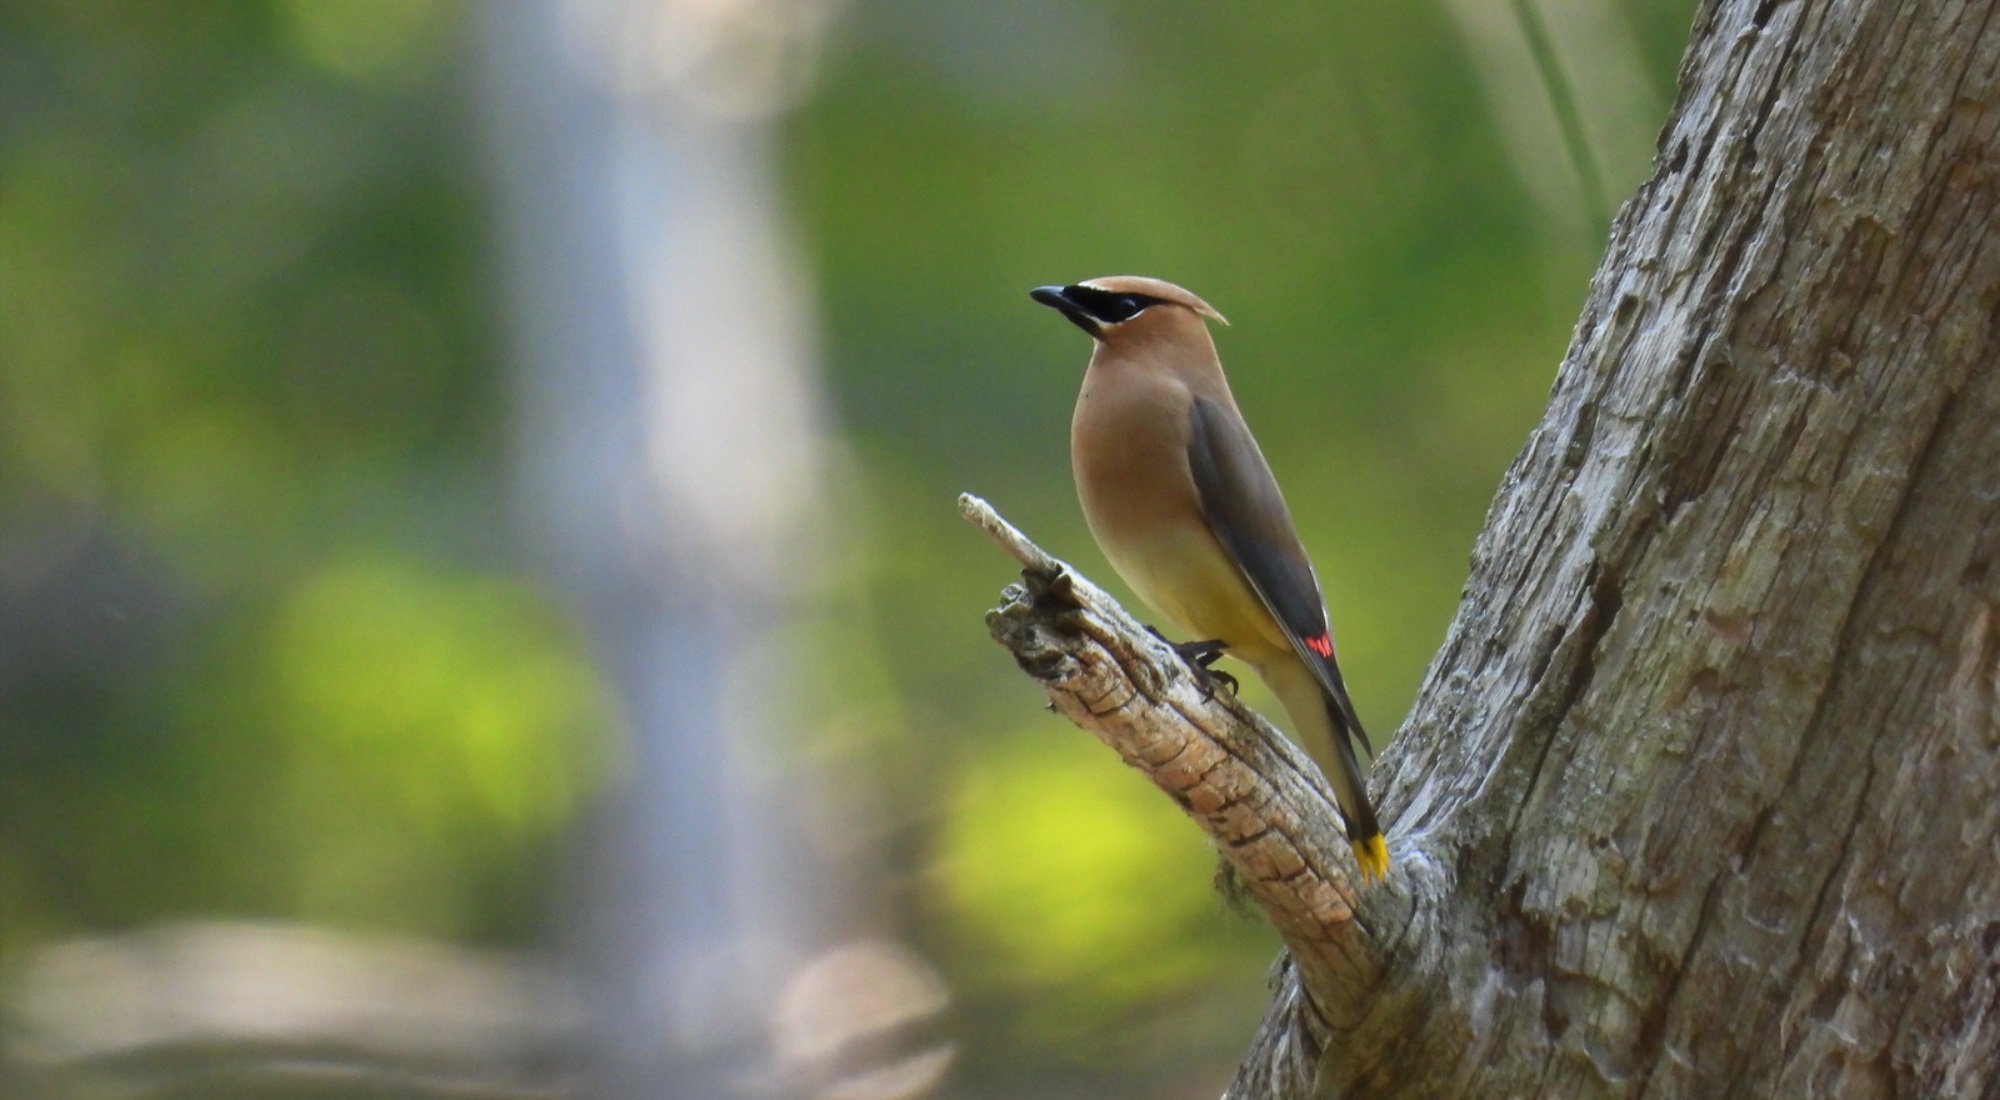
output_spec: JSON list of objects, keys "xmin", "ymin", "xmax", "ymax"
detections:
[{"xmin": 1093, "ymin": 513, "xmax": 1290, "ymax": 663}]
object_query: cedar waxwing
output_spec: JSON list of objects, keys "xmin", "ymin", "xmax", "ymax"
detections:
[{"xmin": 1031, "ymin": 276, "xmax": 1389, "ymax": 881}]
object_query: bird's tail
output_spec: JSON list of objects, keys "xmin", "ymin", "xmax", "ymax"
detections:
[
  {"xmin": 1263, "ymin": 657, "xmax": 1389, "ymax": 881},
  {"xmin": 1323, "ymin": 693, "xmax": 1388, "ymax": 881}
]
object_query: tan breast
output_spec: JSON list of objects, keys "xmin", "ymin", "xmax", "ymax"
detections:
[{"xmin": 1070, "ymin": 358, "xmax": 1288, "ymax": 660}]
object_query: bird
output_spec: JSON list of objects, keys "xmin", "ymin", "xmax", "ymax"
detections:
[{"xmin": 1030, "ymin": 275, "xmax": 1389, "ymax": 881}]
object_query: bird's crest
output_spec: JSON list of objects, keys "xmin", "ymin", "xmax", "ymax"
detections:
[{"xmin": 1077, "ymin": 276, "xmax": 1229, "ymax": 325}]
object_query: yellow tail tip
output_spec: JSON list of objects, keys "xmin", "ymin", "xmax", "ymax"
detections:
[{"xmin": 1351, "ymin": 834, "xmax": 1391, "ymax": 882}]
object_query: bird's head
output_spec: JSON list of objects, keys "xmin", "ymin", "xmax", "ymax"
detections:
[{"xmin": 1030, "ymin": 276, "xmax": 1228, "ymax": 342}]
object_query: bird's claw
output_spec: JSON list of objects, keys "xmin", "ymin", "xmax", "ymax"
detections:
[
  {"xmin": 1148, "ymin": 629, "xmax": 1238, "ymax": 700},
  {"xmin": 1202, "ymin": 666, "xmax": 1240, "ymax": 698}
]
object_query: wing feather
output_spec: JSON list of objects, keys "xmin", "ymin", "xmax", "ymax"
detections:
[{"xmin": 1186, "ymin": 396, "xmax": 1372, "ymax": 754}]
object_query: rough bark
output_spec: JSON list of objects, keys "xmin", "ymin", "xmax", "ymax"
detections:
[{"xmin": 968, "ymin": 0, "xmax": 2000, "ymax": 1095}]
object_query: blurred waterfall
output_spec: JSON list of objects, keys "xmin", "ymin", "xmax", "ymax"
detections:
[{"xmin": 478, "ymin": 2, "xmax": 948, "ymax": 1097}]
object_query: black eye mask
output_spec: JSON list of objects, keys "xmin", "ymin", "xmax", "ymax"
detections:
[{"xmin": 1058, "ymin": 284, "xmax": 1167, "ymax": 324}]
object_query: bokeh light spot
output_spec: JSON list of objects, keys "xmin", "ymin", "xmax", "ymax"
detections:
[
  {"xmin": 271, "ymin": 556, "xmax": 617, "ymax": 929},
  {"xmin": 281, "ymin": 0, "xmax": 448, "ymax": 86},
  {"xmin": 937, "ymin": 734, "xmax": 1221, "ymax": 1003}
]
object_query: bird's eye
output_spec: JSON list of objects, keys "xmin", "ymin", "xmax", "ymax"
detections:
[{"xmin": 1064, "ymin": 285, "xmax": 1161, "ymax": 325}]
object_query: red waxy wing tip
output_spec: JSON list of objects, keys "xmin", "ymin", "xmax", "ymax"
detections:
[{"xmin": 1304, "ymin": 633, "xmax": 1334, "ymax": 658}]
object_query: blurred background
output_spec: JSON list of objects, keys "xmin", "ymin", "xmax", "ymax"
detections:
[{"xmin": 0, "ymin": 1, "xmax": 1692, "ymax": 1097}]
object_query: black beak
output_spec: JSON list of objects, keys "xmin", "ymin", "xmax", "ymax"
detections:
[{"xmin": 1030, "ymin": 285, "xmax": 1101, "ymax": 338}]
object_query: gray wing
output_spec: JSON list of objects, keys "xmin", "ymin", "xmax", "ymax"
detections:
[{"xmin": 1185, "ymin": 395, "xmax": 1371, "ymax": 753}]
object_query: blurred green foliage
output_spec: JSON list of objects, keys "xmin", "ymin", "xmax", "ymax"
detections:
[
  {"xmin": 0, "ymin": 0, "xmax": 606, "ymax": 955},
  {"xmin": 0, "ymin": 0, "xmax": 1695, "ymax": 1095}
]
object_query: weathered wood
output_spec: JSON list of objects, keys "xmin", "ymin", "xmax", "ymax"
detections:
[
  {"xmin": 1369, "ymin": 0, "xmax": 2000, "ymax": 1092},
  {"xmin": 970, "ymin": 0, "xmax": 2000, "ymax": 1095}
]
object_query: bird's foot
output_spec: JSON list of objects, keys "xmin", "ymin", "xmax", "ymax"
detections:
[{"xmin": 1148, "ymin": 628, "xmax": 1239, "ymax": 700}]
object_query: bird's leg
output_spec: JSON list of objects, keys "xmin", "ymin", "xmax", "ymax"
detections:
[
  {"xmin": 1181, "ymin": 641, "xmax": 1242, "ymax": 700},
  {"xmin": 1147, "ymin": 628, "xmax": 1239, "ymax": 700}
]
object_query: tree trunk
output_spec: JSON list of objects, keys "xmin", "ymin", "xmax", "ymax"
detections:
[{"xmin": 970, "ymin": 0, "xmax": 2000, "ymax": 1095}]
